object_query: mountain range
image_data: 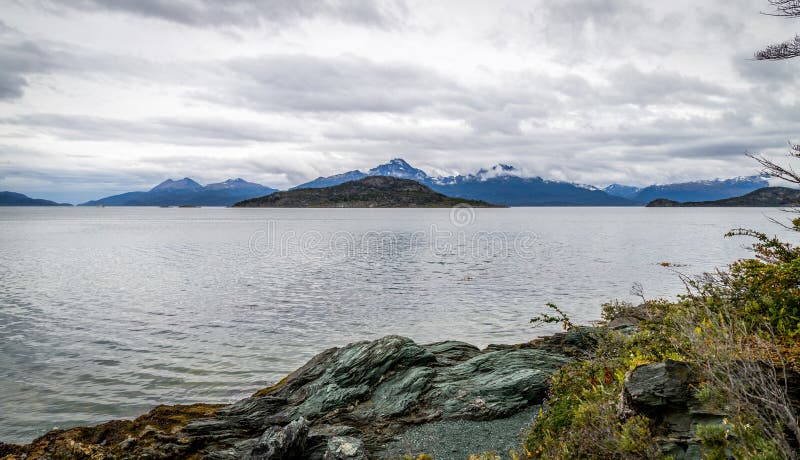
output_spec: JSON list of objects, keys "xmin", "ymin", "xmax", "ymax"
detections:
[
  {"xmin": 293, "ymin": 159, "xmax": 769, "ymax": 207},
  {"xmin": 79, "ymin": 178, "xmax": 277, "ymax": 207},
  {"xmin": 3, "ymin": 158, "xmax": 773, "ymax": 207},
  {"xmin": 603, "ymin": 176, "xmax": 770, "ymax": 205},
  {"xmin": 646, "ymin": 187, "xmax": 800, "ymax": 207},
  {"xmin": 294, "ymin": 159, "xmax": 632, "ymax": 206}
]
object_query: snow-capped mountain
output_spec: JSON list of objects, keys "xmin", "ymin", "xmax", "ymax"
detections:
[
  {"xmin": 368, "ymin": 158, "xmax": 430, "ymax": 182},
  {"xmin": 603, "ymin": 184, "xmax": 642, "ymax": 200},
  {"xmin": 612, "ymin": 176, "xmax": 769, "ymax": 204},
  {"xmin": 295, "ymin": 159, "xmax": 634, "ymax": 206},
  {"xmin": 295, "ymin": 159, "xmax": 431, "ymax": 190},
  {"xmin": 292, "ymin": 158, "xmax": 771, "ymax": 206}
]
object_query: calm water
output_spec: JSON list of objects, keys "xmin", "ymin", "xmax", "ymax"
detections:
[{"xmin": 0, "ymin": 206, "xmax": 795, "ymax": 443}]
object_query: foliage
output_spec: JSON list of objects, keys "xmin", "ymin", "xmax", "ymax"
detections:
[
  {"xmin": 695, "ymin": 418, "xmax": 785, "ymax": 460},
  {"xmin": 667, "ymin": 228, "xmax": 800, "ymax": 338},
  {"xmin": 522, "ymin": 228, "xmax": 800, "ymax": 459},
  {"xmin": 530, "ymin": 303, "xmax": 574, "ymax": 331},
  {"xmin": 521, "ymin": 329, "xmax": 662, "ymax": 460},
  {"xmin": 469, "ymin": 453, "xmax": 502, "ymax": 460}
]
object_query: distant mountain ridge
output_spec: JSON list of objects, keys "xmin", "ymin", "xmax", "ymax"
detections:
[
  {"xmin": 65, "ymin": 158, "xmax": 769, "ymax": 208},
  {"xmin": 80, "ymin": 178, "xmax": 277, "ymax": 206},
  {"xmin": 604, "ymin": 176, "xmax": 769, "ymax": 204},
  {"xmin": 294, "ymin": 159, "xmax": 634, "ymax": 206},
  {"xmin": 0, "ymin": 191, "xmax": 72, "ymax": 206},
  {"xmin": 646, "ymin": 187, "xmax": 800, "ymax": 207},
  {"xmin": 234, "ymin": 176, "xmax": 502, "ymax": 208},
  {"xmin": 602, "ymin": 184, "xmax": 641, "ymax": 200}
]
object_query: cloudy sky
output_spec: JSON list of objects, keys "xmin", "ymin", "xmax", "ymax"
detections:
[{"xmin": 1, "ymin": 0, "xmax": 798, "ymax": 203}]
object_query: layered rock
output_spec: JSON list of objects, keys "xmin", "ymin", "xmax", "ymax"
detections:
[
  {"xmin": 1, "ymin": 335, "xmax": 572, "ymax": 459},
  {"xmin": 620, "ymin": 360, "xmax": 724, "ymax": 460}
]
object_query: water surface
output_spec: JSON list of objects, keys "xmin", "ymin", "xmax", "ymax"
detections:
[{"xmin": 0, "ymin": 206, "xmax": 794, "ymax": 443}]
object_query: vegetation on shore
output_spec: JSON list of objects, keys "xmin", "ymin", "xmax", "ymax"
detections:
[{"xmin": 518, "ymin": 224, "xmax": 800, "ymax": 459}]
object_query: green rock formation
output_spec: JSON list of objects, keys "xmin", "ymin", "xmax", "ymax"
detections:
[{"xmin": 1, "ymin": 335, "xmax": 572, "ymax": 459}]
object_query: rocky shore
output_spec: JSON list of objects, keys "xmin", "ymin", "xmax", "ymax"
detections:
[{"xmin": 0, "ymin": 323, "xmax": 745, "ymax": 459}]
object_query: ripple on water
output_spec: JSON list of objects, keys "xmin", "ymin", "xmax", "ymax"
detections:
[{"xmin": 0, "ymin": 206, "xmax": 797, "ymax": 443}]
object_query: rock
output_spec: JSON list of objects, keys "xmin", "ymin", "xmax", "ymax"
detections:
[
  {"xmin": 354, "ymin": 366, "xmax": 435, "ymax": 418},
  {"xmin": 248, "ymin": 417, "xmax": 308, "ymax": 460},
  {"xmin": 287, "ymin": 336, "xmax": 437, "ymax": 418},
  {"xmin": 562, "ymin": 327, "xmax": 599, "ymax": 351},
  {"xmin": 424, "ymin": 341, "xmax": 482, "ymax": 366},
  {"xmin": 607, "ymin": 316, "xmax": 640, "ymax": 329},
  {"xmin": 491, "ymin": 326, "xmax": 600, "ymax": 357},
  {"xmin": 426, "ymin": 349, "xmax": 571, "ymax": 419},
  {"xmin": 8, "ymin": 335, "xmax": 571, "ymax": 459},
  {"xmin": 322, "ymin": 436, "xmax": 367, "ymax": 460},
  {"xmin": 621, "ymin": 360, "xmax": 721, "ymax": 460},
  {"xmin": 378, "ymin": 409, "xmax": 536, "ymax": 460},
  {"xmin": 623, "ymin": 360, "xmax": 693, "ymax": 412}
]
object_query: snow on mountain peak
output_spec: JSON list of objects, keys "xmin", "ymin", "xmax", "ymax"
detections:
[
  {"xmin": 474, "ymin": 164, "xmax": 520, "ymax": 181},
  {"xmin": 368, "ymin": 158, "xmax": 429, "ymax": 180}
]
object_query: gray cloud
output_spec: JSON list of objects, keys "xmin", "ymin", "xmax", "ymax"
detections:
[
  {"xmin": 601, "ymin": 65, "xmax": 729, "ymax": 106},
  {"xmin": 0, "ymin": 40, "xmax": 56, "ymax": 100},
  {"xmin": 0, "ymin": 114, "xmax": 300, "ymax": 145},
  {"xmin": 37, "ymin": 0, "xmax": 408, "ymax": 28},
  {"xmin": 215, "ymin": 54, "xmax": 464, "ymax": 113},
  {"xmin": 1, "ymin": 0, "xmax": 798, "ymax": 200},
  {"xmin": 734, "ymin": 56, "xmax": 799, "ymax": 85}
]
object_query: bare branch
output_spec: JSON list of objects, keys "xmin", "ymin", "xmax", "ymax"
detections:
[
  {"xmin": 746, "ymin": 142, "xmax": 800, "ymax": 185},
  {"xmin": 756, "ymin": 35, "xmax": 800, "ymax": 60},
  {"xmin": 761, "ymin": 0, "xmax": 800, "ymax": 17}
]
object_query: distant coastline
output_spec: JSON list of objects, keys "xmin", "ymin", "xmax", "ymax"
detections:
[{"xmin": 646, "ymin": 186, "xmax": 800, "ymax": 207}]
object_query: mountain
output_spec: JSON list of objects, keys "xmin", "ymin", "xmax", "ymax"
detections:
[
  {"xmin": 204, "ymin": 178, "xmax": 273, "ymax": 192},
  {"xmin": 367, "ymin": 158, "xmax": 430, "ymax": 181},
  {"xmin": 603, "ymin": 184, "xmax": 642, "ymax": 200},
  {"xmin": 80, "ymin": 178, "xmax": 277, "ymax": 206},
  {"xmin": 292, "ymin": 158, "xmax": 427, "ymax": 190},
  {"xmin": 291, "ymin": 170, "xmax": 368, "ymax": 189},
  {"xmin": 149, "ymin": 177, "xmax": 203, "ymax": 192},
  {"xmin": 0, "ymin": 191, "xmax": 72, "ymax": 206},
  {"xmin": 646, "ymin": 187, "xmax": 800, "ymax": 207},
  {"xmin": 294, "ymin": 159, "xmax": 635, "ymax": 206},
  {"xmin": 429, "ymin": 175, "xmax": 633, "ymax": 206},
  {"xmin": 625, "ymin": 176, "xmax": 769, "ymax": 205},
  {"xmin": 233, "ymin": 176, "xmax": 502, "ymax": 208}
]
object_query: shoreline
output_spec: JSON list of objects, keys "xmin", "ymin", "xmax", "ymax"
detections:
[
  {"xmin": 0, "ymin": 330, "xmax": 591, "ymax": 459},
  {"xmin": 3, "ymin": 313, "xmax": 797, "ymax": 459}
]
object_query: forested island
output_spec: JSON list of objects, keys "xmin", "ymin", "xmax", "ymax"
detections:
[{"xmin": 233, "ymin": 176, "xmax": 502, "ymax": 208}]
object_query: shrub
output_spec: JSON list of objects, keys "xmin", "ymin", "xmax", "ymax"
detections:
[
  {"xmin": 521, "ymin": 333, "xmax": 662, "ymax": 459},
  {"xmin": 523, "ymin": 225, "xmax": 800, "ymax": 459}
]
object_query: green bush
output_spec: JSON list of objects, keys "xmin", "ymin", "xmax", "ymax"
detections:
[
  {"xmin": 523, "ymin": 229, "xmax": 800, "ymax": 458},
  {"xmin": 521, "ymin": 331, "xmax": 662, "ymax": 459}
]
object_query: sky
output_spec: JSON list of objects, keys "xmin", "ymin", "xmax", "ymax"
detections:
[{"xmin": 0, "ymin": 0, "xmax": 798, "ymax": 203}]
